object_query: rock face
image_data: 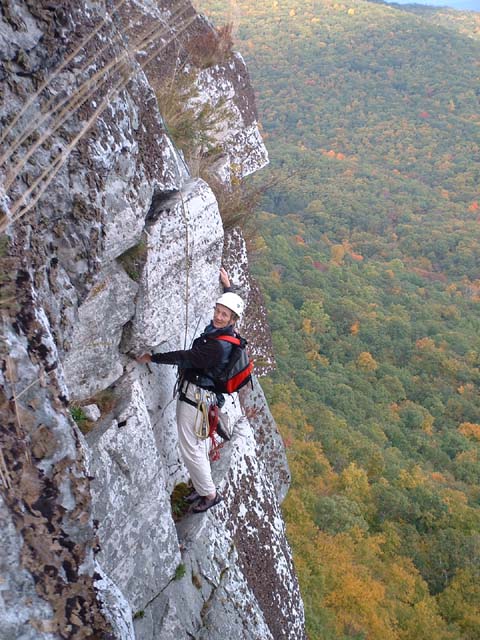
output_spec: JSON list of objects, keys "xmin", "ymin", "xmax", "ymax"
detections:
[{"xmin": 0, "ymin": 1, "xmax": 305, "ymax": 638}]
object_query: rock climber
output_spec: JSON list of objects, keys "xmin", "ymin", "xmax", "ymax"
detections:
[{"xmin": 136, "ymin": 267, "xmax": 244, "ymax": 513}]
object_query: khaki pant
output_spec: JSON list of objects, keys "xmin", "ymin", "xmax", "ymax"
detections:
[{"xmin": 176, "ymin": 382, "xmax": 216, "ymax": 496}]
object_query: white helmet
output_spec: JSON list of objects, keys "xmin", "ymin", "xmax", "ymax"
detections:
[{"xmin": 216, "ymin": 292, "xmax": 245, "ymax": 319}]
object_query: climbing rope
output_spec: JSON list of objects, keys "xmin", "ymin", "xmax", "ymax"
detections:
[
  {"xmin": 179, "ymin": 189, "xmax": 191, "ymax": 350},
  {"xmin": 192, "ymin": 390, "xmax": 223, "ymax": 461}
]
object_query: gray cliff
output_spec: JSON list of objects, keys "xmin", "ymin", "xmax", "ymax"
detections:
[{"xmin": 0, "ymin": 1, "xmax": 305, "ymax": 638}]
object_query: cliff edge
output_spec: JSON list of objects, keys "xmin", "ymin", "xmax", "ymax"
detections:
[{"xmin": 0, "ymin": 1, "xmax": 305, "ymax": 638}]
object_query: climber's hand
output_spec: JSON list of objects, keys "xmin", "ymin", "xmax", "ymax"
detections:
[
  {"xmin": 220, "ymin": 267, "xmax": 231, "ymax": 288},
  {"xmin": 136, "ymin": 353, "xmax": 152, "ymax": 364}
]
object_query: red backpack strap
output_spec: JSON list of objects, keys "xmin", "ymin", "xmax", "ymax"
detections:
[{"xmin": 215, "ymin": 335, "xmax": 241, "ymax": 346}]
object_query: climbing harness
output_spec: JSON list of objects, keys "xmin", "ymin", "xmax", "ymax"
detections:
[{"xmin": 179, "ymin": 381, "xmax": 223, "ymax": 461}]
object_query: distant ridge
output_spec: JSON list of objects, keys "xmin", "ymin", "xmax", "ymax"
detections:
[{"xmin": 369, "ymin": 0, "xmax": 480, "ymax": 13}]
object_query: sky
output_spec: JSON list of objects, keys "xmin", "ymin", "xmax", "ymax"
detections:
[{"xmin": 387, "ymin": 0, "xmax": 480, "ymax": 9}]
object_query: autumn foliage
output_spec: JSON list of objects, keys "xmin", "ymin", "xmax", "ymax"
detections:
[{"xmin": 200, "ymin": 0, "xmax": 480, "ymax": 638}]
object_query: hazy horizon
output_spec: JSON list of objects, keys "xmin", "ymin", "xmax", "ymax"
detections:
[{"xmin": 386, "ymin": 0, "xmax": 480, "ymax": 10}]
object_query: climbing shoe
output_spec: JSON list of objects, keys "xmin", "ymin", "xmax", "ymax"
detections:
[
  {"xmin": 184, "ymin": 489, "xmax": 201, "ymax": 504},
  {"xmin": 192, "ymin": 492, "xmax": 223, "ymax": 513}
]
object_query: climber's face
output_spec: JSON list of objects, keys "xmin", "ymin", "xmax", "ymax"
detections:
[{"xmin": 213, "ymin": 303, "xmax": 234, "ymax": 329}]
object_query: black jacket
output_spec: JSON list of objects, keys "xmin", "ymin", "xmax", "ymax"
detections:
[{"xmin": 151, "ymin": 323, "xmax": 235, "ymax": 390}]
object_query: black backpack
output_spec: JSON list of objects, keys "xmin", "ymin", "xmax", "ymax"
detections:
[{"xmin": 212, "ymin": 334, "xmax": 254, "ymax": 394}]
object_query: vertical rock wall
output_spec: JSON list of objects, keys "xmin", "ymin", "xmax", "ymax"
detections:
[{"xmin": 0, "ymin": 1, "xmax": 305, "ymax": 638}]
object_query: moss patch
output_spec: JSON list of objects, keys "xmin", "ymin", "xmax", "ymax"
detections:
[
  {"xmin": 117, "ymin": 240, "xmax": 148, "ymax": 282},
  {"xmin": 69, "ymin": 405, "xmax": 94, "ymax": 435},
  {"xmin": 170, "ymin": 482, "xmax": 193, "ymax": 521}
]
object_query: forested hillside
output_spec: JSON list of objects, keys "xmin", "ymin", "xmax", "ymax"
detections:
[{"xmin": 198, "ymin": 1, "xmax": 480, "ymax": 638}]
